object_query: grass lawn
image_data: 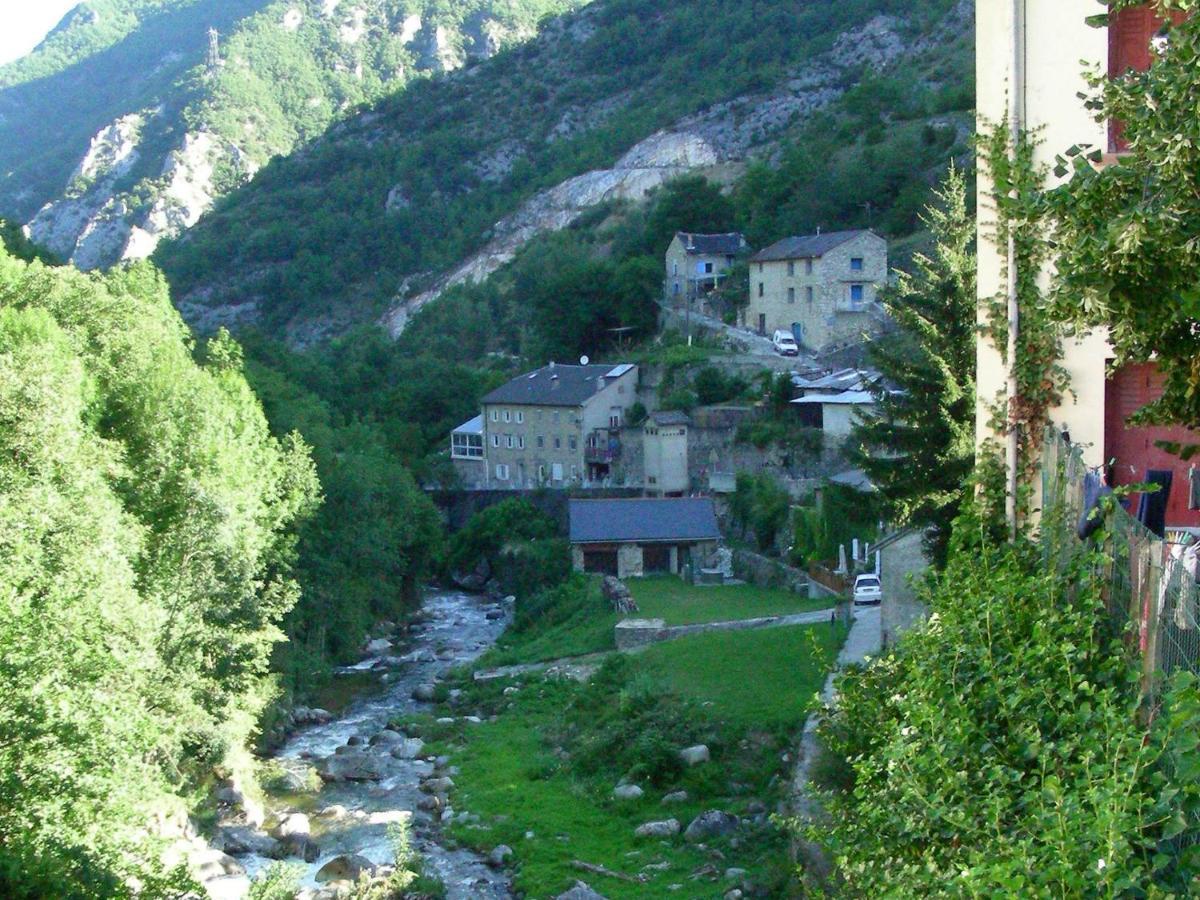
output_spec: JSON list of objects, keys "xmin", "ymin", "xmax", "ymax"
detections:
[
  {"xmin": 478, "ymin": 608, "xmax": 618, "ymax": 667},
  {"xmin": 415, "ymin": 621, "xmax": 846, "ymax": 898},
  {"xmin": 637, "ymin": 623, "xmax": 846, "ymax": 730},
  {"xmin": 627, "ymin": 576, "xmax": 832, "ymax": 626}
]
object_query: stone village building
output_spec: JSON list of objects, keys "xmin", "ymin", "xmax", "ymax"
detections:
[
  {"xmin": 664, "ymin": 231, "xmax": 749, "ymax": 318},
  {"xmin": 741, "ymin": 230, "xmax": 888, "ymax": 353},
  {"xmin": 451, "ymin": 362, "xmax": 640, "ymax": 489},
  {"xmin": 569, "ymin": 497, "xmax": 721, "ymax": 579}
]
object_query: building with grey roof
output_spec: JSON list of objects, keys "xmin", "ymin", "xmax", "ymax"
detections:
[
  {"xmin": 665, "ymin": 231, "xmax": 749, "ymax": 318},
  {"xmin": 569, "ymin": 497, "xmax": 721, "ymax": 578},
  {"xmin": 450, "ymin": 362, "xmax": 640, "ymax": 489},
  {"xmin": 741, "ymin": 229, "xmax": 887, "ymax": 353}
]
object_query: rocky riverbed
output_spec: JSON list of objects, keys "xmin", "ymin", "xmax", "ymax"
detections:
[{"xmin": 201, "ymin": 590, "xmax": 513, "ymax": 899}]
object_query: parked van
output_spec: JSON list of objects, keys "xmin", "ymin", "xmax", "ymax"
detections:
[{"xmin": 772, "ymin": 330, "xmax": 799, "ymax": 356}]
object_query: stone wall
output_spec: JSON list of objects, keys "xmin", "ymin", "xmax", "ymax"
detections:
[
  {"xmin": 732, "ymin": 548, "xmax": 809, "ymax": 593},
  {"xmin": 617, "ymin": 544, "xmax": 644, "ymax": 579},
  {"xmin": 614, "ymin": 611, "xmax": 838, "ymax": 651}
]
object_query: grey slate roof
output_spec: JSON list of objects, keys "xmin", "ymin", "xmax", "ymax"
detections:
[
  {"xmin": 649, "ymin": 410, "xmax": 691, "ymax": 427},
  {"xmin": 482, "ymin": 364, "xmax": 634, "ymax": 408},
  {"xmin": 676, "ymin": 232, "xmax": 747, "ymax": 255},
  {"xmin": 569, "ymin": 498, "xmax": 720, "ymax": 545},
  {"xmin": 751, "ymin": 230, "xmax": 874, "ymax": 262}
]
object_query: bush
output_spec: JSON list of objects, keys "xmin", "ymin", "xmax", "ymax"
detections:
[
  {"xmin": 809, "ymin": 535, "xmax": 1200, "ymax": 895},
  {"xmin": 494, "ymin": 538, "xmax": 572, "ymax": 599},
  {"xmin": 447, "ymin": 499, "xmax": 558, "ymax": 577}
]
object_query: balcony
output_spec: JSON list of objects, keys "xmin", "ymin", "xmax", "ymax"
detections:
[{"xmin": 585, "ymin": 432, "xmax": 622, "ymax": 464}]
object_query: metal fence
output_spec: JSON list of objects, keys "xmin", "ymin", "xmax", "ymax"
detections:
[{"xmin": 1039, "ymin": 429, "xmax": 1200, "ymax": 710}]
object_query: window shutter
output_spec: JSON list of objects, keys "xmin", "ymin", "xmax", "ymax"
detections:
[{"xmin": 1109, "ymin": 5, "xmax": 1188, "ymax": 150}]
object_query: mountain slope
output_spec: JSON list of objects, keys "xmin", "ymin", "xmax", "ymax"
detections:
[
  {"xmin": 0, "ymin": 0, "xmax": 588, "ymax": 268},
  {"xmin": 154, "ymin": 0, "xmax": 974, "ymax": 344}
]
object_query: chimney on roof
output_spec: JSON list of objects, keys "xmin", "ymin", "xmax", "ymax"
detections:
[
  {"xmin": 549, "ymin": 361, "xmax": 556, "ymax": 369},
  {"xmin": 816, "ymin": 226, "xmax": 822, "ymax": 236},
  {"xmin": 596, "ymin": 376, "xmax": 605, "ymax": 391},
  {"xmin": 686, "ymin": 233, "xmax": 695, "ymax": 251}
]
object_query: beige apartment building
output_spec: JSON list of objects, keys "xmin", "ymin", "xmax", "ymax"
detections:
[
  {"xmin": 975, "ymin": 1, "xmax": 1200, "ymax": 529},
  {"xmin": 742, "ymin": 230, "xmax": 887, "ymax": 352},
  {"xmin": 451, "ymin": 362, "xmax": 640, "ymax": 489}
]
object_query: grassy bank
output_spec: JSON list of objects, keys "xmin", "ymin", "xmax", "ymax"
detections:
[
  {"xmin": 401, "ymin": 619, "xmax": 846, "ymax": 897},
  {"xmin": 628, "ymin": 576, "xmax": 831, "ymax": 626}
]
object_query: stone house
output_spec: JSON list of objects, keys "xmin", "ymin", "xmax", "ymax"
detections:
[
  {"xmin": 976, "ymin": 0, "xmax": 1200, "ymax": 529},
  {"xmin": 643, "ymin": 410, "xmax": 690, "ymax": 496},
  {"xmin": 569, "ymin": 497, "xmax": 721, "ymax": 579},
  {"xmin": 664, "ymin": 232, "xmax": 749, "ymax": 317},
  {"xmin": 742, "ymin": 230, "xmax": 887, "ymax": 352},
  {"xmin": 449, "ymin": 362, "xmax": 640, "ymax": 489}
]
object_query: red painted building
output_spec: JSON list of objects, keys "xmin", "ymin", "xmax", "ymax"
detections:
[{"xmin": 1105, "ymin": 363, "xmax": 1200, "ymax": 529}]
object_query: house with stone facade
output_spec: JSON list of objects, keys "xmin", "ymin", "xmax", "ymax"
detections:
[
  {"xmin": 664, "ymin": 232, "xmax": 749, "ymax": 317},
  {"xmin": 449, "ymin": 362, "xmax": 640, "ymax": 489},
  {"xmin": 643, "ymin": 410, "xmax": 690, "ymax": 496},
  {"xmin": 742, "ymin": 230, "xmax": 887, "ymax": 352},
  {"xmin": 569, "ymin": 497, "xmax": 721, "ymax": 579}
]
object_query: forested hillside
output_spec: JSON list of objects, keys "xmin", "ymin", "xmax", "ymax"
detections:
[
  {"xmin": 0, "ymin": 0, "xmax": 588, "ymax": 269},
  {"xmin": 156, "ymin": 0, "xmax": 974, "ymax": 344},
  {"xmin": 0, "ymin": 244, "xmax": 318, "ymax": 895}
]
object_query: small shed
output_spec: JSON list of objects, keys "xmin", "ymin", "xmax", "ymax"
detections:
[{"xmin": 569, "ymin": 497, "xmax": 721, "ymax": 579}]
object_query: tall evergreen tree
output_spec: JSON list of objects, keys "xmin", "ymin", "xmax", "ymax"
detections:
[{"xmin": 852, "ymin": 167, "xmax": 976, "ymax": 563}]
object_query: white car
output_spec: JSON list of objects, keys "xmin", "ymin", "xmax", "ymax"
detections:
[
  {"xmin": 772, "ymin": 330, "xmax": 799, "ymax": 356},
  {"xmin": 853, "ymin": 573, "xmax": 882, "ymax": 605}
]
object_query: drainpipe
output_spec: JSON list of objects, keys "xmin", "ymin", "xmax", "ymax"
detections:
[{"xmin": 1005, "ymin": 0, "xmax": 1024, "ymax": 539}]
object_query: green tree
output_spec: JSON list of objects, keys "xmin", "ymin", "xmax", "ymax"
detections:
[
  {"xmin": 1049, "ymin": 0, "xmax": 1200, "ymax": 430},
  {"xmin": 641, "ymin": 175, "xmax": 736, "ymax": 255},
  {"xmin": 851, "ymin": 167, "xmax": 976, "ymax": 563}
]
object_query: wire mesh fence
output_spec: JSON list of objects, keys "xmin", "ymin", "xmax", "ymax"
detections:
[{"xmin": 1038, "ymin": 428, "xmax": 1200, "ymax": 710}]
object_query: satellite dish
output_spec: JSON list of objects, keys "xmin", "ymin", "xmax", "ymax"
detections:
[{"xmin": 580, "ymin": 355, "xmax": 590, "ymax": 366}]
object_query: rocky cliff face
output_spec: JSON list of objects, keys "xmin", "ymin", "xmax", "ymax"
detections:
[
  {"xmin": 4, "ymin": 0, "xmax": 589, "ymax": 270},
  {"xmin": 381, "ymin": 8, "xmax": 972, "ymax": 336}
]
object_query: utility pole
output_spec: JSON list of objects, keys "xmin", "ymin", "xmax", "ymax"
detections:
[{"xmin": 207, "ymin": 28, "xmax": 221, "ymax": 74}]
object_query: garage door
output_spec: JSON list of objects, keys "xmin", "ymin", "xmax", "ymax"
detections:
[{"xmin": 583, "ymin": 550, "xmax": 618, "ymax": 576}]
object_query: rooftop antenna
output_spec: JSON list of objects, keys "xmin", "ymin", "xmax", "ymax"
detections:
[{"xmin": 207, "ymin": 28, "xmax": 221, "ymax": 73}]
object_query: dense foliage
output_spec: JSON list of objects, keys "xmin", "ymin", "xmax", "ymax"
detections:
[
  {"xmin": 0, "ymin": 249, "xmax": 317, "ymax": 895},
  {"xmin": 852, "ymin": 168, "xmax": 976, "ymax": 563},
  {"xmin": 812, "ymin": 530, "xmax": 1200, "ymax": 895},
  {"xmin": 1050, "ymin": 0, "xmax": 1200, "ymax": 431},
  {"xmin": 156, "ymin": 0, "xmax": 972, "ymax": 342}
]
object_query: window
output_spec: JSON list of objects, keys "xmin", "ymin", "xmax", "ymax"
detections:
[
  {"xmin": 850, "ymin": 257, "xmax": 864, "ymax": 272},
  {"xmin": 490, "ymin": 409, "xmax": 498, "ymax": 422},
  {"xmin": 538, "ymin": 465, "xmax": 546, "ymax": 481},
  {"xmin": 552, "ymin": 463, "xmax": 564, "ymax": 482},
  {"xmin": 506, "ymin": 434, "xmax": 514, "ymax": 449},
  {"xmin": 806, "ymin": 286, "xmax": 814, "ymax": 303},
  {"xmin": 491, "ymin": 434, "xmax": 500, "ymax": 448},
  {"xmin": 758, "ymin": 263, "xmax": 764, "ymax": 273},
  {"xmin": 518, "ymin": 436, "xmax": 525, "ymax": 450},
  {"xmin": 758, "ymin": 282, "xmax": 764, "ymax": 298},
  {"xmin": 805, "ymin": 259, "xmax": 813, "ymax": 275},
  {"xmin": 495, "ymin": 464, "xmax": 509, "ymax": 481},
  {"xmin": 610, "ymin": 408, "xmax": 621, "ymax": 428},
  {"xmin": 451, "ymin": 433, "xmax": 484, "ymax": 459},
  {"xmin": 673, "ymin": 281, "xmax": 680, "ymax": 295},
  {"xmin": 537, "ymin": 435, "xmax": 544, "ymax": 449},
  {"xmin": 516, "ymin": 411, "xmax": 524, "ymax": 424},
  {"xmin": 554, "ymin": 437, "xmax": 561, "ymax": 449},
  {"xmin": 569, "ymin": 436, "xmax": 578, "ymax": 450},
  {"xmin": 787, "ymin": 260, "xmax": 795, "ymax": 276},
  {"xmin": 672, "ymin": 261, "xmax": 678, "ymax": 275},
  {"xmin": 1108, "ymin": 6, "xmax": 1186, "ymax": 150},
  {"xmin": 849, "ymin": 284, "xmax": 866, "ymax": 307},
  {"xmin": 703, "ymin": 262, "xmax": 714, "ymax": 274},
  {"xmin": 503, "ymin": 409, "xmax": 510, "ymax": 423},
  {"xmin": 787, "ymin": 287, "xmax": 796, "ymax": 304}
]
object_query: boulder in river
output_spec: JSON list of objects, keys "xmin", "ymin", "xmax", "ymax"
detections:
[
  {"xmin": 316, "ymin": 854, "xmax": 377, "ymax": 883},
  {"xmin": 413, "ymin": 683, "xmax": 437, "ymax": 702},
  {"xmin": 316, "ymin": 750, "xmax": 390, "ymax": 782},
  {"xmin": 392, "ymin": 737, "xmax": 426, "ymax": 760},
  {"xmin": 214, "ymin": 825, "xmax": 280, "ymax": 857},
  {"xmin": 487, "ymin": 844, "xmax": 513, "ymax": 868}
]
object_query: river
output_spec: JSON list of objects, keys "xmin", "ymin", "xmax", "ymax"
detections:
[{"xmin": 210, "ymin": 590, "xmax": 513, "ymax": 899}]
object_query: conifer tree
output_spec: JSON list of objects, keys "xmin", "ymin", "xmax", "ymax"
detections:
[{"xmin": 852, "ymin": 167, "xmax": 976, "ymax": 563}]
